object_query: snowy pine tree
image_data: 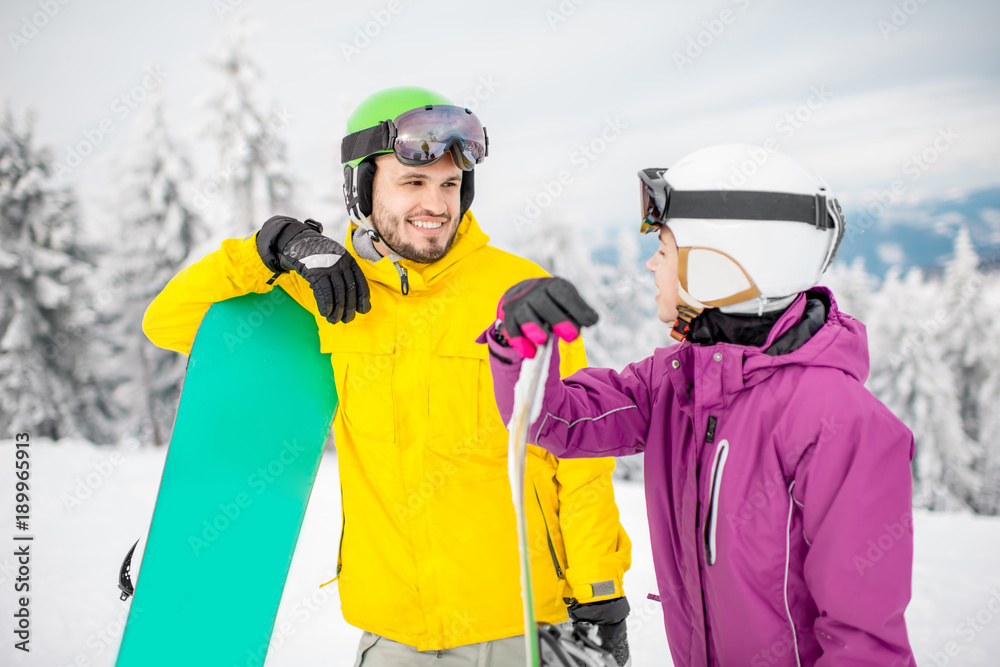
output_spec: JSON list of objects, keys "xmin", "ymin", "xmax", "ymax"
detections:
[
  {"xmin": 103, "ymin": 88, "xmax": 208, "ymax": 446},
  {"xmin": 200, "ymin": 15, "xmax": 294, "ymax": 239},
  {"xmin": 973, "ymin": 274, "xmax": 1000, "ymax": 514},
  {"xmin": 867, "ymin": 268, "xmax": 977, "ymax": 510},
  {"xmin": 941, "ymin": 229, "xmax": 988, "ymax": 439},
  {"xmin": 0, "ymin": 108, "xmax": 114, "ymax": 441},
  {"xmin": 939, "ymin": 228, "xmax": 999, "ymax": 513}
]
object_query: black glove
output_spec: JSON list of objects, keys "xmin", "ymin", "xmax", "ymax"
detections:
[
  {"xmin": 497, "ymin": 277, "xmax": 599, "ymax": 358},
  {"xmin": 568, "ymin": 597, "xmax": 631, "ymax": 667},
  {"xmin": 256, "ymin": 216, "xmax": 371, "ymax": 324}
]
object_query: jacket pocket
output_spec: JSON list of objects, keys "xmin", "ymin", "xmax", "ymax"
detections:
[
  {"xmin": 427, "ymin": 330, "xmax": 502, "ymax": 481},
  {"xmin": 338, "ymin": 354, "xmax": 396, "ymax": 443},
  {"xmin": 704, "ymin": 439, "xmax": 730, "ymax": 566}
]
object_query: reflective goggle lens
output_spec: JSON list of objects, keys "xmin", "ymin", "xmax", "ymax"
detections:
[
  {"xmin": 639, "ymin": 168, "xmax": 669, "ymax": 234},
  {"xmin": 393, "ymin": 105, "xmax": 487, "ymax": 171}
]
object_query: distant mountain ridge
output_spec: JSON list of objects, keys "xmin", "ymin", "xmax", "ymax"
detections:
[{"xmin": 837, "ymin": 186, "xmax": 1000, "ymax": 278}]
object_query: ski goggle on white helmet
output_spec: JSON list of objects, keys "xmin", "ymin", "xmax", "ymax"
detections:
[{"xmin": 640, "ymin": 144, "xmax": 845, "ymax": 321}]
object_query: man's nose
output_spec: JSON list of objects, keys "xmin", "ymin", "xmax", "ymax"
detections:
[{"xmin": 420, "ymin": 187, "xmax": 448, "ymax": 216}]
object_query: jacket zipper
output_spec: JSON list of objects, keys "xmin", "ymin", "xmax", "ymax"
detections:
[
  {"xmin": 392, "ymin": 260, "xmax": 409, "ymax": 295},
  {"xmin": 320, "ymin": 488, "xmax": 346, "ymax": 588},
  {"xmin": 336, "ymin": 485, "xmax": 346, "ymax": 576},
  {"xmin": 533, "ymin": 483, "xmax": 565, "ymax": 580},
  {"xmin": 704, "ymin": 439, "xmax": 729, "ymax": 566}
]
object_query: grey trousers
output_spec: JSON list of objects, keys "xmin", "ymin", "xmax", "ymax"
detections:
[{"xmin": 353, "ymin": 631, "xmax": 528, "ymax": 667}]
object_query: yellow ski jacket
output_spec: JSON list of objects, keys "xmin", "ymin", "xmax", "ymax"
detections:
[{"xmin": 143, "ymin": 212, "xmax": 631, "ymax": 650}]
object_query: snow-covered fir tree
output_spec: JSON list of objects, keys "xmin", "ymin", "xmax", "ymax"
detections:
[
  {"xmin": 200, "ymin": 15, "xmax": 294, "ymax": 239},
  {"xmin": 939, "ymin": 228, "xmax": 999, "ymax": 513},
  {"xmin": 973, "ymin": 275, "xmax": 1000, "ymax": 514},
  {"xmin": 867, "ymin": 268, "xmax": 978, "ymax": 510},
  {"xmin": 103, "ymin": 88, "xmax": 208, "ymax": 446},
  {"xmin": 0, "ymin": 108, "xmax": 114, "ymax": 441}
]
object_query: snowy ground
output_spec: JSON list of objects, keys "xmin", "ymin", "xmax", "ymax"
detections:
[{"xmin": 1, "ymin": 439, "xmax": 999, "ymax": 666}]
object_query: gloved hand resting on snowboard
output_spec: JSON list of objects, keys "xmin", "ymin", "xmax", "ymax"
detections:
[
  {"xmin": 256, "ymin": 216, "xmax": 372, "ymax": 325},
  {"xmin": 496, "ymin": 277, "xmax": 599, "ymax": 358}
]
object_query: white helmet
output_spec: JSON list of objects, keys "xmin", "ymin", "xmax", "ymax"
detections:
[{"xmin": 639, "ymin": 144, "xmax": 844, "ymax": 337}]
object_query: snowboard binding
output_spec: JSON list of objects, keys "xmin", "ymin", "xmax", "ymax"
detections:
[
  {"xmin": 118, "ymin": 539, "xmax": 139, "ymax": 601},
  {"xmin": 538, "ymin": 622, "xmax": 620, "ymax": 667}
]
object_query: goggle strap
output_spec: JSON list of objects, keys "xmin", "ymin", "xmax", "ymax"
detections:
[
  {"xmin": 341, "ymin": 121, "xmax": 396, "ymax": 164},
  {"xmin": 662, "ymin": 189, "xmax": 839, "ymax": 230}
]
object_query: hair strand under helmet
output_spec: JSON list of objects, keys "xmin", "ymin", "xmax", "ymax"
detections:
[{"xmin": 639, "ymin": 144, "xmax": 845, "ymax": 341}]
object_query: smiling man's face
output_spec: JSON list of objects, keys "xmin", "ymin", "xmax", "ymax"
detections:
[{"xmin": 369, "ymin": 152, "xmax": 464, "ymax": 264}]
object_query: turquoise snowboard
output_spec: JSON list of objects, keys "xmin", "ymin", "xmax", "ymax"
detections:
[{"xmin": 116, "ymin": 290, "xmax": 337, "ymax": 667}]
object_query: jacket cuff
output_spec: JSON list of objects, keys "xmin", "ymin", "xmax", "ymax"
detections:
[
  {"xmin": 563, "ymin": 574, "xmax": 626, "ymax": 605},
  {"xmin": 475, "ymin": 321, "xmax": 523, "ymax": 366},
  {"xmin": 233, "ymin": 234, "xmax": 281, "ymax": 291},
  {"xmin": 567, "ymin": 596, "xmax": 631, "ymax": 624}
]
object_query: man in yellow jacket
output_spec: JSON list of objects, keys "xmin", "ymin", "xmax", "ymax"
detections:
[{"xmin": 143, "ymin": 87, "xmax": 631, "ymax": 666}]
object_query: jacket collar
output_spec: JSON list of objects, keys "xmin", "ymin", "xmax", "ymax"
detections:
[
  {"xmin": 345, "ymin": 211, "xmax": 490, "ymax": 293},
  {"xmin": 673, "ymin": 287, "xmax": 870, "ymax": 401},
  {"xmin": 741, "ymin": 286, "xmax": 870, "ymax": 388}
]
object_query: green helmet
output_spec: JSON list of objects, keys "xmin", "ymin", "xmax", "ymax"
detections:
[
  {"xmin": 344, "ymin": 86, "xmax": 452, "ymax": 168},
  {"xmin": 341, "ymin": 86, "xmax": 481, "ymax": 224}
]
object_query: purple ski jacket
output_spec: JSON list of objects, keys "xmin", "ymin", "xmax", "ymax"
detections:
[{"xmin": 483, "ymin": 287, "xmax": 916, "ymax": 666}]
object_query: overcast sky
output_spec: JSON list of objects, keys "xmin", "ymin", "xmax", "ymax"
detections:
[{"xmin": 3, "ymin": 0, "xmax": 999, "ymax": 250}]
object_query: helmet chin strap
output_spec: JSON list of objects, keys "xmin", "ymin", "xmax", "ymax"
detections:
[
  {"xmin": 669, "ymin": 287, "xmax": 798, "ymax": 341},
  {"xmin": 670, "ymin": 286, "xmax": 706, "ymax": 342}
]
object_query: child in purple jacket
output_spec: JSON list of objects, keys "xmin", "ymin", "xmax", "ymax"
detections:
[{"xmin": 481, "ymin": 145, "xmax": 916, "ymax": 666}]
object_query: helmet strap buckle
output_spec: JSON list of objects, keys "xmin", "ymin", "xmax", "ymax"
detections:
[{"xmin": 670, "ymin": 303, "xmax": 703, "ymax": 342}]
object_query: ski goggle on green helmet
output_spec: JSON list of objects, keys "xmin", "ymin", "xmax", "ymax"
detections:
[{"xmin": 341, "ymin": 104, "xmax": 488, "ymax": 171}]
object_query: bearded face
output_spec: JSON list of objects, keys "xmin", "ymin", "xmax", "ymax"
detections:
[{"xmin": 369, "ymin": 153, "xmax": 463, "ymax": 264}]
